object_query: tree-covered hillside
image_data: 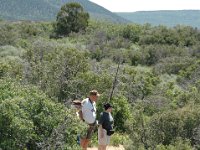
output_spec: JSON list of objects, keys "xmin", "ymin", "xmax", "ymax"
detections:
[
  {"xmin": 117, "ymin": 10, "xmax": 200, "ymax": 28},
  {"xmin": 0, "ymin": 14, "xmax": 200, "ymax": 149},
  {"xmin": 48, "ymin": 0, "xmax": 129, "ymax": 23},
  {"xmin": 0, "ymin": 0, "xmax": 128, "ymax": 23},
  {"xmin": 0, "ymin": 0, "xmax": 56, "ymax": 20}
]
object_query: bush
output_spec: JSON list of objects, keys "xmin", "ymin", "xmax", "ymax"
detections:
[
  {"xmin": 155, "ymin": 139, "xmax": 193, "ymax": 150},
  {"xmin": 110, "ymin": 133, "xmax": 130, "ymax": 146},
  {"xmin": 121, "ymin": 24, "xmax": 142, "ymax": 43},
  {"xmin": 178, "ymin": 60, "xmax": 200, "ymax": 91},
  {"xmin": 0, "ymin": 79, "xmax": 86, "ymax": 149},
  {"xmin": 0, "ymin": 23, "xmax": 18, "ymax": 46},
  {"xmin": 153, "ymin": 56, "xmax": 195, "ymax": 75},
  {"xmin": 0, "ymin": 59, "xmax": 23, "ymax": 79},
  {"xmin": 19, "ymin": 22, "xmax": 53, "ymax": 39},
  {"xmin": 148, "ymin": 105, "xmax": 200, "ymax": 147},
  {"xmin": 121, "ymin": 66, "xmax": 160, "ymax": 102},
  {"xmin": 23, "ymin": 39, "xmax": 89, "ymax": 101},
  {"xmin": 0, "ymin": 45, "xmax": 24, "ymax": 57}
]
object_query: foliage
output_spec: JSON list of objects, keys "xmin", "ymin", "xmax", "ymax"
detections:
[
  {"xmin": 155, "ymin": 138, "xmax": 193, "ymax": 150},
  {"xmin": 110, "ymin": 133, "xmax": 130, "ymax": 146},
  {"xmin": 121, "ymin": 24, "xmax": 142, "ymax": 43},
  {"xmin": 178, "ymin": 60, "xmax": 200, "ymax": 91},
  {"xmin": 55, "ymin": 2, "xmax": 89, "ymax": 36},
  {"xmin": 96, "ymin": 95, "xmax": 132, "ymax": 133},
  {"xmin": 0, "ymin": 20, "xmax": 200, "ymax": 149},
  {"xmin": 149, "ymin": 105, "xmax": 200, "ymax": 147},
  {"xmin": 0, "ymin": 23, "xmax": 18, "ymax": 46},
  {"xmin": 110, "ymin": 96, "xmax": 132, "ymax": 132},
  {"xmin": 0, "ymin": 46, "xmax": 24, "ymax": 79},
  {"xmin": 153, "ymin": 56, "xmax": 196, "ymax": 75},
  {"xmin": 121, "ymin": 66, "xmax": 160, "ymax": 102},
  {"xmin": 23, "ymin": 39, "xmax": 89, "ymax": 101},
  {"xmin": 0, "ymin": 78, "xmax": 86, "ymax": 149}
]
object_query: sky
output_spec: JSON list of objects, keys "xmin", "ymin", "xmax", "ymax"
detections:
[{"xmin": 89, "ymin": 0, "xmax": 200, "ymax": 12}]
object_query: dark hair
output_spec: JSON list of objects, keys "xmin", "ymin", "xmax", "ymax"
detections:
[{"xmin": 104, "ymin": 103, "xmax": 113, "ymax": 110}]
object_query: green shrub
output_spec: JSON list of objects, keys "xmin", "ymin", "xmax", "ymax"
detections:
[
  {"xmin": 149, "ymin": 105, "xmax": 200, "ymax": 146},
  {"xmin": 0, "ymin": 79, "xmax": 86, "ymax": 149},
  {"xmin": 23, "ymin": 39, "xmax": 89, "ymax": 101},
  {"xmin": 110, "ymin": 133, "xmax": 130, "ymax": 146},
  {"xmin": 0, "ymin": 23, "xmax": 18, "ymax": 46},
  {"xmin": 121, "ymin": 24, "xmax": 142, "ymax": 43},
  {"xmin": 155, "ymin": 139, "xmax": 193, "ymax": 150},
  {"xmin": 153, "ymin": 56, "xmax": 195, "ymax": 75}
]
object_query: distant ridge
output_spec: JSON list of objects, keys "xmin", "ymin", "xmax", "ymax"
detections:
[
  {"xmin": 0, "ymin": 0, "xmax": 128, "ymax": 23},
  {"xmin": 116, "ymin": 10, "xmax": 200, "ymax": 28}
]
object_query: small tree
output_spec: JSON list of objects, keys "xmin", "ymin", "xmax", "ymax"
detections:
[{"xmin": 55, "ymin": 2, "xmax": 89, "ymax": 36}]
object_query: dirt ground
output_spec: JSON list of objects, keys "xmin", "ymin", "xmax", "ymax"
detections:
[{"xmin": 87, "ymin": 145, "xmax": 125, "ymax": 150}]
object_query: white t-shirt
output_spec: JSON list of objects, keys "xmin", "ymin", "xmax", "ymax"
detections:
[{"xmin": 82, "ymin": 98, "xmax": 96, "ymax": 124}]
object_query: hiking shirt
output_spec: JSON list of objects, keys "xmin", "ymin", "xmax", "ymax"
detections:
[
  {"xmin": 82, "ymin": 98, "xmax": 96, "ymax": 124},
  {"xmin": 99, "ymin": 112, "xmax": 114, "ymax": 131}
]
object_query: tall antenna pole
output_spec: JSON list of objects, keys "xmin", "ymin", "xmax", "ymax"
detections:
[{"xmin": 109, "ymin": 60, "xmax": 120, "ymax": 101}]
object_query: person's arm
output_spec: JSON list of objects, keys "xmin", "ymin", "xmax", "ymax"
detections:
[
  {"xmin": 81, "ymin": 101, "xmax": 86, "ymax": 121},
  {"xmin": 78, "ymin": 110, "xmax": 84, "ymax": 121},
  {"xmin": 98, "ymin": 113, "xmax": 105, "ymax": 138}
]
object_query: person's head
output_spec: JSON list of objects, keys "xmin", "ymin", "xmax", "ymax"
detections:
[
  {"xmin": 104, "ymin": 103, "xmax": 113, "ymax": 112},
  {"xmin": 89, "ymin": 90, "xmax": 100, "ymax": 102}
]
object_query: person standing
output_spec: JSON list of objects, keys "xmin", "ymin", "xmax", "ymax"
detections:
[
  {"xmin": 98, "ymin": 103, "xmax": 114, "ymax": 150},
  {"xmin": 80, "ymin": 90, "xmax": 100, "ymax": 150}
]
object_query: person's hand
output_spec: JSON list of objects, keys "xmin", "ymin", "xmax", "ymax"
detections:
[{"xmin": 100, "ymin": 130, "xmax": 104, "ymax": 138}]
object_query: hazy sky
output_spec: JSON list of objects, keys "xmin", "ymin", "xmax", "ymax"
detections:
[{"xmin": 89, "ymin": 0, "xmax": 200, "ymax": 12}]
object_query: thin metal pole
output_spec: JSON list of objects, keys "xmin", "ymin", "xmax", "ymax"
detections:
[{"xmin": 109, "ymin": 61, "xmax": 120, "ymax": 101}]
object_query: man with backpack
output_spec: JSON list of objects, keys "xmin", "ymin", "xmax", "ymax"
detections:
[{"xmin": 80, "ymin": 90, "xmax": 100, "ymax": 150}]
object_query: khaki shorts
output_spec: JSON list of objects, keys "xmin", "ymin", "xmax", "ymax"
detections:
[
  {"xmin": 86, "ymin": 124, "xmax": 96, "ymax": 139},
  {"xmin": 98, "ymin": 128, "xmax": 111, "ymax": 145},
  {"xmin": 81, "ymin": 123, "xmax": 96, "ymax": 139}
]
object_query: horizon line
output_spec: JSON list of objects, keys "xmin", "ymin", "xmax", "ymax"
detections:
[{"xmin": 113, "ymin": 9, "xmax": 200, "ymax": 13}]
